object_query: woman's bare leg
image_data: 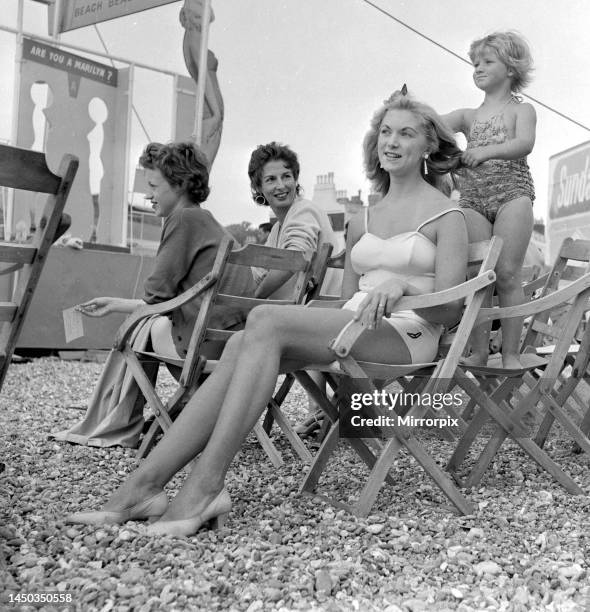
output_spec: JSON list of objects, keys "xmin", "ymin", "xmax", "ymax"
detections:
[
  {"xmin": 102, "ymin": 331, "xmax": 245, "ymax": 511},
  {"xmin": 158, "ymin": 304, "xmax": 412, "ymax": 522}
]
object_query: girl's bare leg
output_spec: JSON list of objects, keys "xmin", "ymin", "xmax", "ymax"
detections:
[
  {"xmin": 157, "ymin": 304, "xmax": 412, "ymax": 521},
  {"xmin": 461, "ymin": 209, "xmax": 493, "ymax": 365},
  {"xmin": 493, "ymin": 197, "xmax": 534, "ymax": 368}
]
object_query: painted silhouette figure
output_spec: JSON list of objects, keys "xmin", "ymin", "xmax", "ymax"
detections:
[
  {"xmin": 180, "ymin": 0, "xmax": 224, "ymax": 169},
  {"xmin": 28, "ymin": 83, "xmax": 52, "ymax": 238},
  {"xmin": 87, "ymin": 97, "xmax": 108, "ymax": 243}
]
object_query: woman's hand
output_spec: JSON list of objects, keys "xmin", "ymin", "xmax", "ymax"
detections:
[
  {"xmin": 354, "ymin": 279, "xmax": 407, "ymax": 330},
  {"xmin": 76, "ymin": 297, "xmax": 139, "ymax": 318}
]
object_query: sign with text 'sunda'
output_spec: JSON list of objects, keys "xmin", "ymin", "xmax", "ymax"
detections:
[
  {"xmin": 546, "ymin": 140, "xmax": 590, "ymax": 263},
  {"xmin": 50, "ymin": 0, "xmax": 179, "ymax": 34}
]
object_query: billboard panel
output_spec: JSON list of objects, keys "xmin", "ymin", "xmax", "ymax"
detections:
[
  {"xmin": 547, "ymin": 140, "xmax": 590, "ymax": 263},
  {"xmin": 50, "ymin": 0, "xmax": 179, "ymax": 34},
  {"xmin": 18, "ymin": 37, "xmax": 130, "ymax": 246}
]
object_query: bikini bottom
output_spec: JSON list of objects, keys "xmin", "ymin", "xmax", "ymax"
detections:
[{"xmin": 342, "ymin": 292, "xmax": 443, "ymax": 363}]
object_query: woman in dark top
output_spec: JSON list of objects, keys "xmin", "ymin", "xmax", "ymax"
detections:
[
  {"xmin": 78, "ymin": 141, "xmax": 251, "ymax": 358},
  {"xmin": 53, "ymin": 141, "xmax": 252, "ymax": 448}
]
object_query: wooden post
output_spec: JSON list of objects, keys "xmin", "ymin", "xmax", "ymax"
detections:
[{"xmin": 52, "ymin": 0, "xmax": 63, "ymax": 40}]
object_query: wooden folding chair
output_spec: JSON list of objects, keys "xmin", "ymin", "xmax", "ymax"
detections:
[
  {"xmin": 459, "ymin": 266, "xmax": 551, "ymax": 421},
  {"xmin": 250, "ymin": 242, "xmax": 333, "ymax": 466},
  {"xmin": 298, "ymin": 237, "xmax": 502, "ymax": 517},
  {"xmin": 446, "ymin": 239, "xmax": 590, "ymax": 494},
  {"xmin": 533, "ymin": 319, "xmax": 590, "ymax": 457},
  {"xmin": 0, "ymin": 144, "xmax": 78, "ymax": 392},
  {"xmin": 112, "ymin": 236, "xmax": 326, "ymax": 464},
  {"xmin": 523, "ymin": 242, "xmax": 590, "ymax": 456},
  {"xmin": 261, "ymin": 249, "xmax": 346, "ymax": 449}
]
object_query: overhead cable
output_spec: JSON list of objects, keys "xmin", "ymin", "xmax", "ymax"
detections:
[
  {"xmin": 361, "ymin": 0, "xmax": 590, "ymax": 132},
  {"xmin": 93, "ymin": 24, "xmax": 152, "ymax": 141}
]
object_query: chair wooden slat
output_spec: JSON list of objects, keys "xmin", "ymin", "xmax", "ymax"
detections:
[
  {"xmin": 0, "ymin": 144, "xmax": 63, "ymax": 193},
  {"xmin": 558, "ymin": 238, "xmax": 590, "ymax": 262},
  {"xmin": 561, "ymin": 265, "xmax": 587, "ymax": 281},
  {"xmin": 227, "ymin": 243, "xmax": 311, "ymax": 271},
  {"xmin": 214, "ymin": 295, "xmax": 295, "ymax": 310},
  {"xmin": 203, "ymin": 329, "xmax": 234, "ymax": 342},
  {"xmin": 0, "ymin": 244, "xmax": 36, "ymax": 265},
  {"xmin": 475, "ymin": 272, "xmax": 590, "ymax": 325},
  {"xmin": 0, "ymin": 145, "xmax": 78, "ymax": 391},
  {"xmin": 0, "ymin": 303, "xmax": 18, "ymax": 322}
]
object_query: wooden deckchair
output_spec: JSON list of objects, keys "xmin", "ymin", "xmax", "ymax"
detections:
[
  {"xmin": 262, "ymin": 249, "xmax": 346, "ymax": 447},
  {"xmin": 0, "ymin": 144, "xmax": 78, "ymax": 392},
  {"xmin": 533, "ymin": 320, "xmax": 590, "ymax": 457},
  {"xmin": 112, "ymin": 236, "xmax": 327, "ymax": 465},
  {"xmin": 523, "ymin": 241, "xmax": 590, "ymax": 456},
  {"xmin": 446, "ymin": 238, "xmax": 590, "ymax": 493},
  {"xmin": 298, "ymin": 237, "xmax": 502, "ymax": 517}
]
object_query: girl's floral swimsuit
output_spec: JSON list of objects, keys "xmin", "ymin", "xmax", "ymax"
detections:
[{"xmin": 458, "ymin": 95, "xmax": 535, "ymax": 224}]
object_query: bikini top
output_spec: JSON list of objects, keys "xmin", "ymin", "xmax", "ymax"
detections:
[{"xmin": 351, "ymin": 207, "xmax": 464, "ymax": 294}]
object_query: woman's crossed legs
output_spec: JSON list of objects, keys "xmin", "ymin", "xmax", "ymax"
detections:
[{"xmin": 100, "ymin": 304, "xmax": 411, "ymax": 526}]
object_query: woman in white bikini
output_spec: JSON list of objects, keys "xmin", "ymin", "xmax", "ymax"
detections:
[{"xmin": 66, "ymin": 88, "xmax": 468, "ymax": 536}]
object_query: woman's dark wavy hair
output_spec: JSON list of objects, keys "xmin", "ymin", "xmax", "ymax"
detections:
[
  {"xmin": 139, "ymin": 141, "xmax": 210, "ymax": 204},
  {"xmin": 247, "ymin": 141, "xmax": 302, "ymax": 206},
  {"xmin": 363, "ymin": 89, "xmax": 463, "ymax": 196}
]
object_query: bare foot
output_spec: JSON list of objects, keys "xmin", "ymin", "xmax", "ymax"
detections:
[
  {"xmin": 460, "ymin": 353, "xmax": 489, "ymax": 367},
  {"xmin": 502, "ymin": 354, "xmax": 523, "ymax": 370}
]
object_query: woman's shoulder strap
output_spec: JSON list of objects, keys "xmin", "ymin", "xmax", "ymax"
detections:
[{"xmin": 416, "ymin": 207, "xmax": 465, "ymax": 231}]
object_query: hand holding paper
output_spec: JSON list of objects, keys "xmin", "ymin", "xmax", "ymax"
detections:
[{"xmin": 63, "ymin": 307, "xmax": 84, "ymax": 343}]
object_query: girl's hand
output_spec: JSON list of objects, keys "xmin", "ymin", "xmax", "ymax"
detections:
[
  {"xmin": 76, "ymin": 297, "xmax": 123, "ymax": 318},
  {"xmin": 354, "ymin": 279, "xmax": 406, "ymax": 330},
  {"xmin": 461, "ymin": 147, "xmax": 489, "ymax": 168}
]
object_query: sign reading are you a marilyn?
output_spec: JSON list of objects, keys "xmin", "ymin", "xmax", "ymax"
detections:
[
  {"xmin": 50, "ymin": 0, "xmax": 179, "ymax": 34},
  {"xmin": 23, "ymin": 37, "xmax": 118, "ymax": 92}
]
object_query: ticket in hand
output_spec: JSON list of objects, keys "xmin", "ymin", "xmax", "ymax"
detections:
[{"xmin": 63, "ymin": 307, "xmax": 84, "ymax": 343}]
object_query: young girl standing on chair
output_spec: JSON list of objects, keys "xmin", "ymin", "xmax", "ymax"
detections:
[{"xmin": 443, "ymin": 31, "xmax": 536, "ymax": 368}]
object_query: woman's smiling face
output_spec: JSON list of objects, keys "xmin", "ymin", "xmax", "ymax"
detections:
[
  {"xmin": 377, "ymin": 109, "xmax": 428, "ymax": 177},
  {"xmin": 145, "ymin": 168, "xmax": 181, "ymax": 218},
  {"xmin": 259, "ymin": 160, "xmax": 298, "ymax": 210}
]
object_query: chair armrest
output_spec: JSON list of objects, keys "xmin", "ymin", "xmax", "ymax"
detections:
[
  {"xmin": 523, "ymin": 272, "xmax": 550, "ymax": 297},
  {"xmin": 306, "ymin": 298, "xmax": 348, "ymax": 309},
  {"xmin": 331, "ymin": 270, "xmax": 496, "ymax": 357},
  {"xmin": 113, "ymin": 271, "xmax": 219, "ymax": 349},
  {"xmin": 475, "ymin": 271, "xmax": 590, "ymax": 325}
]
